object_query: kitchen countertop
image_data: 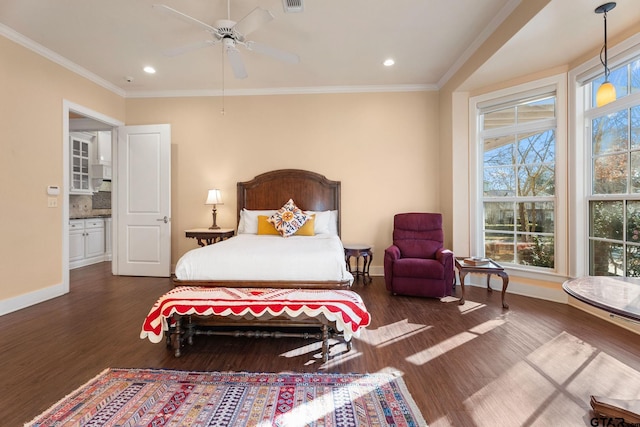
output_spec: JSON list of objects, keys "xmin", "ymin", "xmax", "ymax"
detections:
[{"xmin": 70, "ymin": 214, "xmax": 112, "ymax": 220}]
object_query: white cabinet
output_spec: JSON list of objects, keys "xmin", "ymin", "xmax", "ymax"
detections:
[
  {"xmin": 69, "ymin": 220, "xmax": 86, "ymax": 264},
  {"xmin": 71, "ymin": 131, "xmax": 113, "ymax": 193},
  {"xmin": 91, "ymin": 131, "xmax": 112, "ymax": 188},
  {"xmin": 96, "ymin": 131, "xmax": 112, "ymax": 165},
  {"xmin": 70, "ymin": 134, "xmax": 93, "ymax": 194},
  {"xmin": 69, "ymin": 218, "xmax": 106, "ymax": 269}
]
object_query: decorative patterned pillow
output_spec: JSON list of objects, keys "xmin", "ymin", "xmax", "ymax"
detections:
[
  {"xmin": 268, "ymin": 199, "xmax": 312, "ymax": 237},
  {"xmin": 294, "ymin": 214, "xmax": 315, "ymax": 236}
]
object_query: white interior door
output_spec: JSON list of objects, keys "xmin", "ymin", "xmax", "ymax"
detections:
[{"xmin": 117, "ymin": 124, "xmax": 171, "ymax": 277}]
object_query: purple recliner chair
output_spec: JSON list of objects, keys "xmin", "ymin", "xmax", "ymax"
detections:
[{"xmin": 384, "ymin": 213, "xmax": 455, "ymax": 298}]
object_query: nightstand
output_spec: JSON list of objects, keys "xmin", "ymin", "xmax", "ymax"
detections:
[
  {"xmin": 344, "ymin": 244, "xmax": 373, "ymax": 284},
  {"xmin": 185, "ymin": 228, "xmax": 235, "ymax": 247}
]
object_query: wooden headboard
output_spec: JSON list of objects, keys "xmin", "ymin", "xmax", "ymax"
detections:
[{"xmin": 237, "ymin": 169, "xmax": 341, "ymax": 235}]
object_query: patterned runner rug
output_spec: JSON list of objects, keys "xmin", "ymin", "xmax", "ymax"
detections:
[{"xmin": 26, "ymin": 368, "xmax": 427, "ymax": 426}]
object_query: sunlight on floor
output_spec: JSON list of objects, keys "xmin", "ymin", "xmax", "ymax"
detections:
[
  {"xmin": 458, "ymin": 300, "xmax": 487, "ymax": 314},
  {"xmin": 317, "ymin": 349, "xmax": 364, "ymax": 368},
  {"xmin": 406, "ymin": 318, "xmax": 506, "ymax": 365},
  {"xmin": 356, "ymin": 319, "xmax": 433, "ymax": 347},
  {"xmin": 260, "ymin": 367, "xmax": 404, "ymax": 427},
  {"xmin": 279, "ymin": 339, "xmax": 363, "ymax": 368},
  {"xmin": 280, "ymin": 339, "xmax": 338, "ymax": 359},
  {"xmin": 463, "ymin": 331, "xmax": 640, "ymax": 426}
]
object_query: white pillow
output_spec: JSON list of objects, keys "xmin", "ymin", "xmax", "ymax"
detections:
[
  {"xmin": 328, "ymin": 210, "xmax": 339, "ymax": 236},
  {"xmin": 238, "ymin": 209, "xmax": 277, "ymax": 234},
  {"xmin": 307, "ymin": 210, "xmax": 339, "ymax": 235}
]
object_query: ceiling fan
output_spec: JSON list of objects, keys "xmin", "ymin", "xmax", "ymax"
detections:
[{"xmin": 153, "ymin": 1, "xmax": 300, "ymax": 79}]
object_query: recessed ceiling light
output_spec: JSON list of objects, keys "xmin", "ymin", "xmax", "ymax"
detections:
[
  {"xmin": 383, "ymin": 58, "xmax": 395, "ymax": 67},
  {"xmin": 143, "ymin": 66, "xmax": 156, "ymax": 74}
]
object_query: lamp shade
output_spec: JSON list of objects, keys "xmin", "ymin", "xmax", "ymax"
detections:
[
  {"xmin": 205, "ymin": 189, "xmax": 223, "ymax": 205},
  {"xmin": 596, "ymin": 81, "xmax": 616, "ymax": 107}
]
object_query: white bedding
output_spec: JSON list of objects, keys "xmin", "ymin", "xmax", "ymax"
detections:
[{"xmin": 174, "ymin": 234, "xmax": 354, "ymax": 284}]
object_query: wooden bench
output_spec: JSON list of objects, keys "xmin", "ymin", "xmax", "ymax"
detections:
[{"xmin": 141, "ymin": 286, "xmax": 371, "ymax": 362}]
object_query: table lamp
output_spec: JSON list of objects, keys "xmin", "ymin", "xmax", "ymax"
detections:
[{"xmin": 205, "ymin": 189, "xmax": 223, "ymax": 229}]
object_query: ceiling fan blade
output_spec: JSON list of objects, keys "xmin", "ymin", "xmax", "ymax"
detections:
[
  {"xmin": 233, "ymin": 7, "xmax": 274, "ymax": 37},
  {"xmin": 163, "ymin": 39, "xmax": 218, "ymax": 57},
  {"xmin": 246, "ymin": 41, "xmax": 300, "ymax": 64},
  {"xmin": 226, "ymin": 45, "xmax": 248, "ymax": 79},
  {"xmin": 153, "ymin": 4, "xmax": 220, "ymax": 35}
]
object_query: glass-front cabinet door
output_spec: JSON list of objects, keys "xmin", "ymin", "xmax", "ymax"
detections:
[{"xmin": 70, "ymin": 134, "xmax": 92, "ymax": 194}]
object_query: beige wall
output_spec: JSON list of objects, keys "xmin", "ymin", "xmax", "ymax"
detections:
[
  {"xmin": 0, "ymin": 36, "xmax": 125, "ymax": 303},
  {"xmin": 125, "ymin": 91, "xmax": 441, "ymax": 270},
  {"xmin": 0, "ymin": 32, "xmax": 439, "ymax": 311}
]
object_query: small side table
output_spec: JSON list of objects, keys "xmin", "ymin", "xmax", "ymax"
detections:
[
  {"xmin": 344, "ymin": 244, "xmax": 373, "ymax": 284},
  {"xmin": 185, "ymin": 228, "xmax": 235, "ymax": 247},
  {"xmin": 455, "ymin": 257, "xmax": 509, "ymax": 309}
]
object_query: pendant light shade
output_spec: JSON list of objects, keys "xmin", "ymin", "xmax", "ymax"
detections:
[
  {"xmin": 595, "ymin": 2, "xmax": 617, "ymax": 107},
  {"xmin": 596, "ymin": 81, "xmax": 616, "ymax": 107}
]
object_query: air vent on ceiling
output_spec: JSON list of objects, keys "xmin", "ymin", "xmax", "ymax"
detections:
[{"xmin": 282, "ymin": 0, "xmax": 303, "ymax": 13}]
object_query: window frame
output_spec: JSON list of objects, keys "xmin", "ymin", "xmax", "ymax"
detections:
[
  {"xmin": 469, "ymin": 74, "xmax": 568, "ymax": 279},
  {"xmin": 569, "ymin": 32, "xmax": 640, "ymax": 278}
]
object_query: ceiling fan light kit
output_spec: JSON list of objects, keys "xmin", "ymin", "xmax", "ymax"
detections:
[{"xmin": 154, "ymin": 2, "xmax": 299, "ymax": 80}]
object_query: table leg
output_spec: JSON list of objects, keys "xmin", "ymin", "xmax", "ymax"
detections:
[
  {"xmin": 363, "ymin": 251, "xmax": 372, "ymax": 284},
  {"xmin": 321, "ymin": 324, "xmax": 329, "ymax": 362},
  {"xmin": 173, "ymin": 315, "xmax": 183, "ymax": 357},
  {"xmin": 458, "ymin": 270, "xmax": 467, "ymax": 305},
  {"xmin": 497, "ymin": 271, "xmax": 510, "ymax": 309}
]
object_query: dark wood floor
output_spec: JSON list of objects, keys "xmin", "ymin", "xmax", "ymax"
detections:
[{"xmin": 3, "ymin": 262, "xmax": 640, "ymax": 426}]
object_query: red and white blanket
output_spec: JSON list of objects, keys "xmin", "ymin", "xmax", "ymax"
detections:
[{"xmin": 141, "ymin": 287, "xmax": 371, "ymax": 344}]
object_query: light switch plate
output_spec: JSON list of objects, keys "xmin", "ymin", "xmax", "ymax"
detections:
[{"xmin": 48, "ymin": 197, "xmax": 58, "ymax": 208}]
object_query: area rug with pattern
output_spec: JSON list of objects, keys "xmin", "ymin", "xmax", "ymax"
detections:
[{"xmin": 25, "ymin": 368, "xmax": 427, "ymax": 426}]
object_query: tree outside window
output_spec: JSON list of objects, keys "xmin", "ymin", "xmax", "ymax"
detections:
[
  {"xmin": 587, "ymin": 56, "xmax": 640, "ymax": 276},
  {"xmin": 481, "ymin": 96, "xmax": 556, "ymax": 269}
]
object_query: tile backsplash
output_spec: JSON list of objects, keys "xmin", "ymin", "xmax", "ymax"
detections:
[
  {"xmin": 70, "ymin": 192, "xmax": 111, "ymax": 218},
  {"xmin": 92, "ymin": 191, "xmax": 111, "ymax": 209}
]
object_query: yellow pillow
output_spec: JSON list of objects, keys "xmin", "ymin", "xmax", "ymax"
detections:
[
  {"xmin": 257, "ymin": 215, "xmax": 280, "ymax": 235},
  {"xmin": 294, "ymin": 215, "xmax": 315, "ymax": 236},
  {"xmin": 257, "ymin": 214, "xmax": 316, "ymax": 236}
]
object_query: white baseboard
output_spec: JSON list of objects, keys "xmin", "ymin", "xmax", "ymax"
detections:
[
  {"xmin": 370, "ymin": 265, "xmax": 384, "ymax": 277},
  {"xmin": 462, "ymin": 279, "xmax": 568, "ymax": 304},
  {"xmin": 0, "ymin": 283, "xmax": 67, "ymax": 316},
  {"xmin": 370, "ymin": 265, "xmax": 568, "ymax": 303}
]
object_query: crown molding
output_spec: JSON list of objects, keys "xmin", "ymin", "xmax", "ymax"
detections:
[
  {"xmin": 2, "ymin": 24, "xmax": 436, "ymax": 100},
  {"xmin": 125, "ymin": 84, "xmax": 436, "ymax": 98},
  {"xmin": 0, "ymin": 24, "xmax": 126, "ymax": 97},
  {"xmin": 437, "ymin": 0, "xmax": 521, "ymax": 89}
]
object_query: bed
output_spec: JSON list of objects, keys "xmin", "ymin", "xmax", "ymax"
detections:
[
  {"xmin": 146, "ymin": 169, "xmax": 367, "ymax": 361},
  {"xmin": 173, "ymin": 169, "xmax": 353, "ymax": 288}
]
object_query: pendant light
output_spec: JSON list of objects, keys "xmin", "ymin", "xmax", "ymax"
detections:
[{"xmin": 595, "ymin": 2, "xmax": 617, "ymax": 107}]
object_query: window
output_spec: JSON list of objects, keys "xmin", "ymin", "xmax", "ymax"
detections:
[
  {"xmin": 587, "ymin": 57, "xmax": 640, "ymax": 276},
  {"xmin": 479, "ymin": 93, "xmax": 557, "ymax": 270}
]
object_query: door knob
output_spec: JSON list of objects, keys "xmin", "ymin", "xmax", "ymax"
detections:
[{"xmin": 156, "ymin": 216, "xmax": 169, "ymax": 223}]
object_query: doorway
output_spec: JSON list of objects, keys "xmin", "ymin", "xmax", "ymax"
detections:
[
  {"xmin": 62, "ymin": 100, "xmax": 123, "ymax": 293},
  {"xmin": 63, "ymin": 101, "xmax": 172, "ymax": 288}
]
